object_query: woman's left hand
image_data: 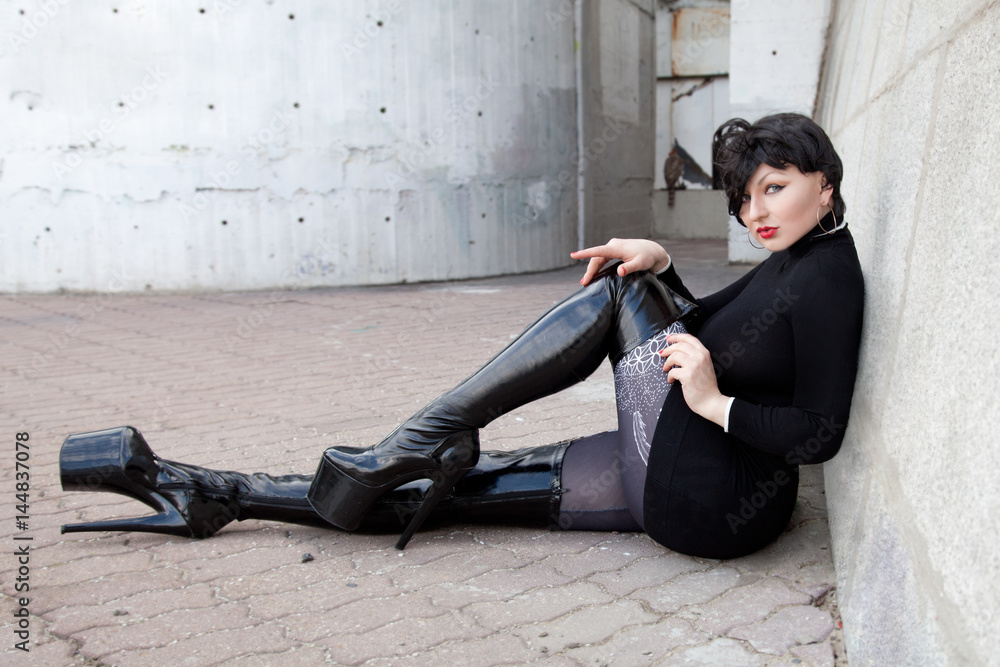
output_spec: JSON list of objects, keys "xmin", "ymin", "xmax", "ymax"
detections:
[
  {"xmin": 571, "ymin": 238, "xmax": 670, "ymax": 286},
  {"xmin": 660, "ymin": 333, "xmax": 730, "ymax": 428}
]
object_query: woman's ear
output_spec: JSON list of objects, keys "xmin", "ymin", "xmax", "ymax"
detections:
[{"xmin": 820, "ymin": 177, "xmax": 834, "ymax": 207}]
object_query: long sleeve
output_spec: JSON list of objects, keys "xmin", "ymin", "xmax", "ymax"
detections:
[{"xmin": 725, "ymin": 250, "xmax": 865, "ymax": 463}]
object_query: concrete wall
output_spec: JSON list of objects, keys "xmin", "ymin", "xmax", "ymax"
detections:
[
  {"xmin": 577, "ymin": 0, "xmax": 658, "ymax": 247},
  {"xmin": 816, "ymin": 0, "xmax": 1000, "ymax": 664},
  {"xmin": 726, "ymin": 0, "xmax": 832, "ymax": 263},
  {"xmin": 652, "ymin": 189, "xmax": 728, "ymax": 239},
  {"xmin": 1, "ymin": 0, "xmax": 582, "ymax": 292}
]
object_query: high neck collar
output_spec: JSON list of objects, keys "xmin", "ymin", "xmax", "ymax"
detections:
[{"xmin": 790, "ymin": 212, "xmax": 848, "ymax": 250}]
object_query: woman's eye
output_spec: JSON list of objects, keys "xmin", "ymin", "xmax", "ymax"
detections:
[
  {"xmin": 765, "ymin": 184, "xmax": 783, "ymax": 194},
  {"xmin": 741, "ymin": 194, "xmax": 751, "ymax": 202}
]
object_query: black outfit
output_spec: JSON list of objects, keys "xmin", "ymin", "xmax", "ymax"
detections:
[{"xmin": 644, "ymin": 219, "xmax": 864, "ymax": 558}]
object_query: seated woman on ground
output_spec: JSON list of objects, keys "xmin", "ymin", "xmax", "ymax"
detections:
[{"xmin": 59, "ymin": 112, "xmax": 864, "ymax": 559}]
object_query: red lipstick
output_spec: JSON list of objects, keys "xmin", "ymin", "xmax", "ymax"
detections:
[{"xmin": 757, "ymin": 227, "xmax": 777, "ymax": 239}]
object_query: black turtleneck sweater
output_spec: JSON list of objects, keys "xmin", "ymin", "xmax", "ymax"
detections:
[{"xmin": 642, "ymin": 219, "xmax": 865, "ymax": 559}]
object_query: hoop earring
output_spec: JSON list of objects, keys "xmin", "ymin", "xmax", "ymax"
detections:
[
  {"xmin": 817, "ymin": 206, "xmax": 838, "ymax": 234},
  {"xmin": 747, "ymin": 227, "xmax": 764, "ymax": 249}
]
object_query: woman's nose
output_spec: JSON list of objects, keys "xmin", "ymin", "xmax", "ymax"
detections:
[{"xmin": 743, "ymin": 197, "xmax": 765, "ymax": 224}]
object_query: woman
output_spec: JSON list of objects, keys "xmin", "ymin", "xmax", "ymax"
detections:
[{"xmin": 60, "ymin": 113, "xmax": 864, "ymax": 559}]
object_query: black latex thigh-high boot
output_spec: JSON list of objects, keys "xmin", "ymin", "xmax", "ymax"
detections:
[
  {"xmin": 359, "ymin": 440, "xmax": 571, "ymax": 533},
  {"xmin": 59, "ymin": 425, "xmax": 571, "ymax": 539},
  {"xmin": 308, "ymin": 265, "xmax": 696, "ymax": 548},
  {"xmin": 59, "ymin": 426, "xmax": 323, "ymax": 538}
]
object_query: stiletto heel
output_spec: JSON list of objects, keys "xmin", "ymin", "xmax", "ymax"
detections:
[
  {"xmin": 62, "ymin": 491, "xmax": 191, "ymax": 536},
  {"xmin": 395, "ymin": 438, "xmax": 477, "ymax": 549},
  {"xmin": 59, "ymin": 426, "xmax": 241, "ymax": 538},
  {"xmin": 61, "ymin": 426, "xmax": 331, "ymax": 538}
]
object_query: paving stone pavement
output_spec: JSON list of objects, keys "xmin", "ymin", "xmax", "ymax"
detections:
[{"xmin": 0, "ymin": 240, "xmax": 847, "ymax": 666}]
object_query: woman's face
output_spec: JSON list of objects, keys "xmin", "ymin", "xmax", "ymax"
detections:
[{"xmin": 741, "ymin": 163, "xmax": 832, "ymax": 252}]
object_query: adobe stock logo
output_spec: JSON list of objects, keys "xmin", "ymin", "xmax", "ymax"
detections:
[{"xmin": 4, "ymin": 0, "xmax": 72, "ymax": 56}]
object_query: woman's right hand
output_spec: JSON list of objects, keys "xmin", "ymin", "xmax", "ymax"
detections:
[{"xmin": 571, "ymin": 239, "xmax": 671, "ymax": 285}]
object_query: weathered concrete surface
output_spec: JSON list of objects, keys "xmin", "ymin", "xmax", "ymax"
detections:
[
  {"xmin": 1, "ymin": 241, "xmax": 845, "ymax": 665},
  {"xmin": 578, "ymin": 0, "xmax": 658, "ymax": 246},
  {"xmin": 652, "ymin": 189, "xmax": 729, "ymax": 240},
  {"xmin": 816, "ymin": 0, "xmax": 1000, "ymax": 664},
  {"xmin": 1, "ymin": 1, "xmax": 579, "ymax": 292}
]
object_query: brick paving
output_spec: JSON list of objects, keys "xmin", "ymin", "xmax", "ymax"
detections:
[{"xmin": 0, "ymin": 240, "xmax": 846, "ymax": 665}]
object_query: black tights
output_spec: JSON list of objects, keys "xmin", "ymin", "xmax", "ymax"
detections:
[{"xmin": 557, "ymin": 323, "xmax": 684, "ymax": 532}]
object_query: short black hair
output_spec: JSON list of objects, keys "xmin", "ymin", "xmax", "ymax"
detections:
[{"xmin": 714, "ymin": 113, "xmax": 845, "ymax": 226}]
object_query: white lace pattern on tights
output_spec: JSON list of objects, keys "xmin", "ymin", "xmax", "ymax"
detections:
[{"xmin": 614, "ymin": 321, "xmax": 687, "ymax": 465}]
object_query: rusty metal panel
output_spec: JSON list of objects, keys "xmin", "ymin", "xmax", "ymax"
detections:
[
  {"xmin": 655, "ymin": 77, "xmax": 729, "ymax": 190},
  {"xmin": 672, "ymin": 8, "xmax": 730, "ymax": 77}
]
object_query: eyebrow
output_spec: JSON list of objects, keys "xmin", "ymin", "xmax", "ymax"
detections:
[{"xmin": 755, "ymin": 170, "xmax": 782, "ymax": 187}]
